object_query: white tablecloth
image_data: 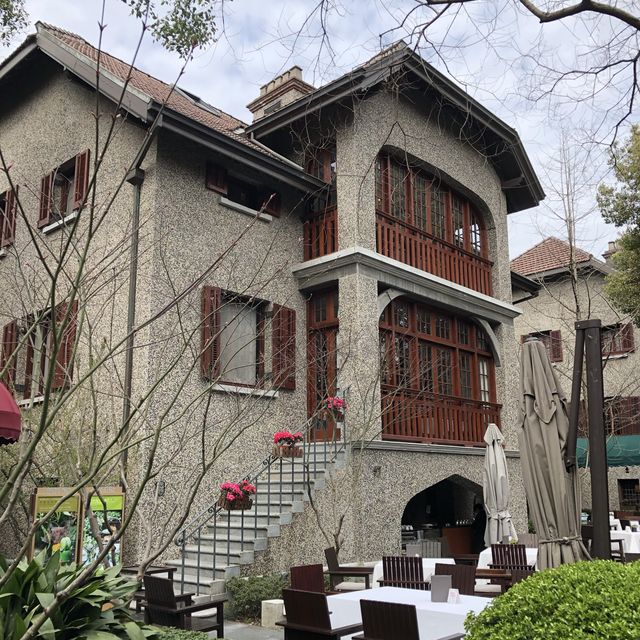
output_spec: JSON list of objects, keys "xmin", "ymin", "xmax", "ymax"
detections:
[
  {"xmin": 371, "ymin": 558, "xmax": 456, "ymax": 587},
  {"xmin": 328, "ymin": 587, "xmax": 491, "ymax": 640},
  {"xmin": 477, "ymin": 546, "xmax": 538, "ymax": 569},
  {"xmin": 611, "ymin": 530, "xmax": 640, "ymax": 553}
]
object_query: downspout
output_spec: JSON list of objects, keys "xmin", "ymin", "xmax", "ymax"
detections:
[{"xmin": 121, "ymin": 166, "xmax": 145, "ymax": 486}]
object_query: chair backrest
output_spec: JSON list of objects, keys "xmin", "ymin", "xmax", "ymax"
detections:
[
  {"xmin": 491, "ymin": 543, "xmax": 528, "ymax": 568},
  {"xmin": 382, "ymin": 556, "xmax": 425, "ymax": 588},
  {"xmin": 324, "ymin": 547, "xmax": 340, "ymax": 572},
  {"xmin": 290, "ymin": 563, "xmax": 325, "ymax": 593},
  {"xmin": 360, "ymin": 599, "xmax": 420, "ymax": 640},
  {"xmin": 434, "ymin": 562, "xmax": 475, "ymax": 595},
  {"xmin": 143, "ymin": 575, "xmax": 179, "ymax": 627},
  {"xmin": 509, "ymin": 567, "xmax": 534, "ymax": 587},
  {"xmin": 282, "ymin": 589, "xmax": 331, "ymax": 630}
]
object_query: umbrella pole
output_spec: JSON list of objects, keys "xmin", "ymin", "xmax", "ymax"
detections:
[{"xmin": 577, "ymin": 319, "xmax": 611, "ymax": 560}]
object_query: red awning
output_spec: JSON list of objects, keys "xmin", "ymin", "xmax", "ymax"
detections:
[{"xmin": 0, "ymin": 381, "xmax": 21, "ymax": 444}]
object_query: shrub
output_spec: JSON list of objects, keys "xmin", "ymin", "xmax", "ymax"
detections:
[
  {"xmin": 0, "ymin": 551, "xmax": 159, "ymax": 639},
  {"xmin": 159, "ymin": 630, "xmax": 210, "ymax": 640},
  {"xmin": 226, "ymin": 573, "xmax": 288, "ymax": 621},
  {"xmin": 465, "ymin": 559, "xmax": 640, "ymax": 640}
]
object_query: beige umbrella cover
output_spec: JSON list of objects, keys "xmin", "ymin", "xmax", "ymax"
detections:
[
  {"xmin": 519, "ymin": 340, "xmax": 590, "ymax": 569},
  {"xmin": 483, "ymin": 423, "xmax": 517, "ymax": 545}
]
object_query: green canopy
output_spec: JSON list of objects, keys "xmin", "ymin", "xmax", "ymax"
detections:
[{"xmin": 577, "ymin": 435, "xmax": 640, "ymax": 467}]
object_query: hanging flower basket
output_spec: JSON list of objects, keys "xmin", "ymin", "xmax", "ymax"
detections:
[
  {"xmin": 273, "ymin": 431, "xmax": 303, "ymax": 458},
  {"xmin": 319, "ymin": 396, "xmax": 346, "ymax": 422},
  {"xmin": 218, "ymin": 480, "xmax": 256, "ymax": 511}
]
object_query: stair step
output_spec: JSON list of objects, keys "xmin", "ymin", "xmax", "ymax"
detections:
[
  {"xmin": 198, "ymin": 523, "xmax": 280, "ymax": 538},
  {"xmin": 169, "ymin": 558, "xmax": 246, "ymax": 579},
  {"xmin": 188, "ymin": 535, "xmax": 268, "ymax": 552}
]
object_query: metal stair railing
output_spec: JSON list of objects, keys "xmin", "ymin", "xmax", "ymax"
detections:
[{"xmin": 174, "ymin": 411, "xmax": 347, "ymax": 592}]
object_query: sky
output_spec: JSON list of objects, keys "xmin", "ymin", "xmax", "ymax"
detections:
[{"xmin": 1, "ymin": 0, "xmax": 633, "ymax": 261}]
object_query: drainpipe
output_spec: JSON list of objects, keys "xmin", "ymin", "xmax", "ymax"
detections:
[{"xmin": 120, "ymin": 166, "xmax": 145, "ymax": 485}]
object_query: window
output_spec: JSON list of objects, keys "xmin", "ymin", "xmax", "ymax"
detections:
[
  {"xmin": 618, "ymin": 479, "xmax": 640, "ymax": 511},
  {"xmin": 205, "ymin": 162, "xmax": 280, "ymax": 216},
  {"xmin": 201, "ymin": 287, "xmax": 295, "ymax": 390},
  {"xmin": 604, "ymin": 397, "xmax": 640, "ymax": 436},
  {"xmin": 0, "ymin": 188, "xmax": 17, "ymax": 249},
  {"xmin": 521, "ymin": 330, "xmax": 563, "ymax": 362},
  {"xmin": 306, "ymin": 146, "xmax": 337, "ymax": 211},
  {"xmin": 375, "ymin": 153, "xmax": 487, "ymax": 257},
  {"xmin": 602, "ymin": 323, "xmax": 634, "ymax": 357},
  {"xmin": 1, "ymin": 302, "xmax": 78, "ymax": 400},
  {"xmin": 38, "ymin": 150, "xmax": 90, "ymax": 229},
  {"xmin": 379, "ymin": 298, "xmax": 496, "ymax": 404}
]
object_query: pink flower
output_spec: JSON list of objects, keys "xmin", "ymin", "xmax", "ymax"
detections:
[{"xmin": 226, "ymin": 492, "xmax": 236, "ymax": 501}]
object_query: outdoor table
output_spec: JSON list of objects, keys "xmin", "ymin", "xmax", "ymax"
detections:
[
  {"xmin": 327, "ymin": 586, "xmax": 491, "ymax": 640},
  {"xmin": 121, "ymin": 564, "xmax": 177, "ymax": 579},
  {"xmin": 611, "ymin": 530, "xmax": 640, "ymax": 554},
  {"xmin": 477, "ymin": 546, "xmax": 537, "ymax": 569},
  {"xmin": 371, "ymin": 558, "xmax": 455, "ymax": 587}
]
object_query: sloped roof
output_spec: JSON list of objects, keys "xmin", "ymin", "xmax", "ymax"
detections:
[
  {"xmin": 247, "ymin": 40, "xmax": 544, "ymax": 213},
  {"xmin": 511, "ymin": 237, "xmax": 594, "ymax": 276}
]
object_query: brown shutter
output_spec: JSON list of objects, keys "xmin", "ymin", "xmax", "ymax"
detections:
[
  {"xmin": 272, "ymin": 304, "xmax": 296, "ymax": 390},
  {"xmin": 23, "ymin": 321, "xmax": 35, "ymax": 400},
  {"xmin": 1, "ymin": 320, "xmax": 18, "ymax": 388},
  {"xmin": 622, "ymin": 323, "xmax": 635, "ymax": 353},
  {"xmin": 205, "ymin": 163, "xmax": 228, "ymax": 195},
  {"xmin": 549, "ymin": 330, "xmax": 563, "ymax": 362},
  {"xmin": 38, "ymin": 172, "xmax": 54, "ymax": 228},
  {"xmin": 2, "ymin": 187, "xmax": 17, "ymax": 247},
  {"xmin": 201, "ymin": 286, "xmax": 221, "ymax": 380},
  {"xmin": 73, "ymin": 149, "xmax": 91, "ymax": 210},
  {"xmin": 51, "ymin": 300, "xmax": 78, "ymax": 390}
]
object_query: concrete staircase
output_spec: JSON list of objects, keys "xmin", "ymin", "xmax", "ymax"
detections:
[{"xmin": 170, "ymin": 442, "xmax": 346, "ymax": 593}]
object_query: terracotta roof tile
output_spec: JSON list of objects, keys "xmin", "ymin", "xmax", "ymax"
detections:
[
  {"xmin": 37, "ymin": 23, "xmax": 278, "ymax": 159},
  {"xmin": 511, "ymin": 237, "xmax": 593, "ymax": 276}
]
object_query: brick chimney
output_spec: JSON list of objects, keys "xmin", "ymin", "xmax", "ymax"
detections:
[
  {"xmin": 247, "ymin": 66, "xmax": 315, "ymax": 121},
  {"xmin": 602, "ymin": 240, "xmax": 619, "ymax": 265}
]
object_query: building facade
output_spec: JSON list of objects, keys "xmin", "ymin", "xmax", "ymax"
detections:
[
  {"xmin": 0, "ymin": 25, "xmax": 543, "ymax": 589},
  {"xmin": 512, "ymin": 237, "xmax": 640, "ymax": 513}
]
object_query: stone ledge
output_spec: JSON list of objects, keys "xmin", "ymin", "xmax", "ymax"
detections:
[{"xmin": 351, "ymin": 439, "xmax": 520, "ymax": 458}]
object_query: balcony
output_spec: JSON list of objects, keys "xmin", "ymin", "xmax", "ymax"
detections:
[
  {"xmin": 304, "ymin": 206, "xmax": 338, "ymax": 261},
  {"xmin": 376, "ymin": 212, "xmax": 493, "ymax": 296},
  {"xmin": 381, "ymin": 388, "xmax": 501, "ymax": 446}
]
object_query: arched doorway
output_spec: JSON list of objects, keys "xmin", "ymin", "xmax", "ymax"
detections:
[{"xmin": 401, "ymin": 475, "xmax": 483, "ymax": 554}]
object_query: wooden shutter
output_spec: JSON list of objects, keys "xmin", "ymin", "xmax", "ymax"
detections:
[
  {"xmin": 205, "ymin": 163, "xmax": 228, "ymax": 195},
  {"xmin": 23, "ymin": 321, "xmax": 35, "ymax": 400},
  {"xmin": 51, "ymin": 300, "xmax": 78, "ymax": 390},
  {"xmin": 73, "ymin": 149, "xmax": 91, "ymax": 210},
  {"xmin": 201, "ymin": 286, "xmax": 221, "ymax": 380},
  {"xmin": 1, "ymin": 320, "xmax": 18, "ymax": 388},
  {"xmin": 272, "ymin": 304, "xmax": 296, "ymax": 390},
  {"xmin": 549, "ymin": 330, "xmax": 563, "ymax": 362},
  {"xmin": 622, "ymin": 323, "xmax": 635, "ymax": 353},
  {"xmin": 2, "ymin": 187, "xmax": 17, "ymax": 247},
  {"xmin": 38, "ymin": 172, "xmax": 54, "ymax": 228}
]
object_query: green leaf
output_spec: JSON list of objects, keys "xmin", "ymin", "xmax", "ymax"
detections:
[{"xmin": 124, "ymin": 621, "xmax": 146, "ymax": 640}]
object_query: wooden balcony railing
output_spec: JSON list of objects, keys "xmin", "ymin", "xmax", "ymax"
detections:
[
  {"xmin": 304, "ymin": 206, "xmax": 338, "ymax": 261},
  {"xmin": 376, "ymin": 212, "xmax": 493, "ymax": 295},
  {"xmin": 381, "ymin": 388, "xmax": 501, "ymax": 446}
]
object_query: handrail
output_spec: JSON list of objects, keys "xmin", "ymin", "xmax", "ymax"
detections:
[{"xmin": 174, "ymin": 403, "xmax": 347, "ymax": 592}]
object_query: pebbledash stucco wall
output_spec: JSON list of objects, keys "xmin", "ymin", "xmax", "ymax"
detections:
[
  {"xmin": 246, "ymin": 87, "xmax": 528, "ymax": 571},
  {"xmin": 514, "ymin": 272, "xmax": 640, "ymax": 511},
  {"xmin": 0, "ymin": 61, "xmax": 160, "ymax": 556}
]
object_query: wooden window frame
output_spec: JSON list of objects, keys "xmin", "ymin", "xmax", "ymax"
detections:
[
  {"xmin": 521, "ymin": 329, "xmax": 563, "ymax": 363},
  {"xmin": 601, "ymin": 323, "xmax": 635, "ymax": 357},
  {"xmin": 0, "ymin": 188, "xmax": 17, "ymax": 248}
]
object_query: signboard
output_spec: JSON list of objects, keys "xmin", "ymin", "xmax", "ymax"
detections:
[
  {"xmin": 81, "ymin": 491, "xmax": 124, "ymax": 567},
  {"xmin": 33, "ymin": 489, "xmax": 81, "ymax": 564}
]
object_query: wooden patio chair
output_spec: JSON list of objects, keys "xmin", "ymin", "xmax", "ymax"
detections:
[
  {"xmin": 324, "ymin": 547, "xmax": 374, "ymax": 591},
  {"xmin": 290, "ymin": 564, "xmax": 327, "ymax": 593},
  {"xmin": 379, "ymin": 556, "xmax": 429, "ymax": 590},
  {"xmin": 143, "ymin": 575, "xmax": 226, "ymax": 638},
  {"xmin": 277, "ymin": 588, "xmax": 363, "ymax": 640},
  {"xmin": 352, "ymin": 600, "xmax": 464, "ymax": 640},
  {"xmin": 582, "ymin": 525, "xmax": 625, "ymax": 561},
  {"xmin": 490, "ymin": 544, "xmax": 534, "ymax": 570},
  {"xmin": 624, "ymin": 552, "xmax": 640, "ymax": 563},
  {"xmin": 452, "ymin": 553, "xmax": 479, "ymax": 567},
  {"xmin": 508, "ymin": 567, "xmax": 534, "ymax": 588},
  {"xmin": 434, "ymin": 562, "xmax": 475, "ymax": 596}
]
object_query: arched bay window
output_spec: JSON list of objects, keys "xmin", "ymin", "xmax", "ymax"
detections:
[
  {"xmin": 379, "ymin": 298, "xmax": 500, "ymax": 445},
  {"xmin": 375, "ymin": 153, "xmax": 492, "ymax": 295}
]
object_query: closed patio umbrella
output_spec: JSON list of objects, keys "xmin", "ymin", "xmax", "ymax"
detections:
[
  {"xmin": 483, "ymin": 423, "xmax": 517, "ymax": 545},
  {"xmin": 0, "ymin": 381, "xmax": 21, "ymax": 444},
  {"xmin": 519, "ymin": 339, "xmax": 590, "ymax": 569}
]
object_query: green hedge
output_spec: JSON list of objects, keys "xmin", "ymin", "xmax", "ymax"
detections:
[
  {"xmin": 465, "ymin": 559, "xmax": 640, "ymax": 640},
  {"xmin": 226, "ymin": 573, "xmax": 288, "ymax": 621},
  {"xmin": 159, "ymin": 630, "xmax": 210, "ymax": 640}
]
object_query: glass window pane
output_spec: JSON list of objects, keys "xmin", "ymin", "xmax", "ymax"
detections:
[
  {"xmin": 419, "ymin": 342, "xmax": 434, "ymax": 392},
  {"xmin": 478, "ymin": 357, "xmax": 490, "ymax": 402},
  {"xmin": 413, "ymin": 173, "xmax": 428, "ymax": 231},
  {"xmin": 390, "ymin": 162, "xmax": 407, "ymax": 221},
  {"xmin": 436, "ymin": 348, "xmax": 452, "ymax": 396},
  {"xmin": 394, "ymin": 302, "xmax": 409, "ymax": 328},
  {"xmin": 435, "ymin": 317, "xmax": 450, "ymax": 340},
  {"xmin": 431, "ymin": 184, "xmax": 446, "ymax": 239},
  {"xmin": 417, "ymin": 307, "xmax": 431, "ymax": 335},
  {"xmin": 453, "ymin": 196, "xmax": 464, "ymax": 247},
  {"xmin": 457, "ymin": 322, "xmax": 469, "ymax": 345},
  {"xmin": 395, "ymin": 335, "xmax": 411, "ymax": 387},
  {"xmin": 220, "ymin": 303, "xmax": 257, "ymax": 385},
  {"xmin": 459, "ymin": 352, "xmax": 473, "ymax": 398},
  {"xmin": 470, "ymin": 213, "xmax": 482, "ymax": 254}
]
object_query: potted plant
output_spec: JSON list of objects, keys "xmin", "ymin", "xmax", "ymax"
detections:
[
  {"xmin": 218, "ymin": 479, "xmax": 256, "ymax": 510},
  {"xmin": 321, "ymin": 396, "xmax": 346, "ymax": 422},
  {"xmin": 273, "ymin": 431, "xmax": 304, "ymax": 458}
]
